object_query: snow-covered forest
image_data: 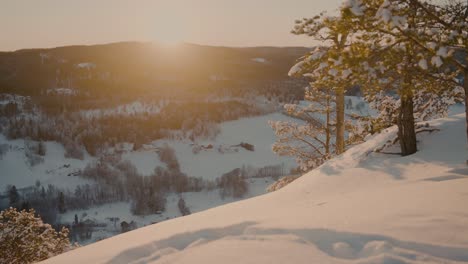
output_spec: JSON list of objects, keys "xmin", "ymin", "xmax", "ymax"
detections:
[{"xmin": 1, "ymin": 0, "xmax": 468, "ymax": 263}]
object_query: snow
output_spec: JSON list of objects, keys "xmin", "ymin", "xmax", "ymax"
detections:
[
  {"xmin": 418, "ymin": 59, "xmax": 428, "ymax": 70},
  {"xmin": 44, "ymin": 111, "xmax": 468, "ymax": 263},
  {"xmin": 328, "ymin": 68, "xmax": 339, "ymax": 77},
  {"xmin": 0, "ymin": 94, "xmax": 30, "ymax": 107},
  {"xmin": 436, "ymin": 46, "xmax": 449, "ymax": 58},
  {"xmin": 121, "ymin": 150, "xmax": 166, "ymax": 176},
  {"xmin": 342, "ymin": 69, "xmax": 352, "ymax": 79},
  {"xmin": 376, "ymin": 3, "xmax": 392, "ymax": 23},
  {"xmin": 57, "ymin": 177, "xmax": 275, "ymax": 245},
  {"xmin": 76, "ymin": 62, "xmax": 96, "ymax": 69},
  {"xmin": 298, "ymin": 96, "xmax": 373, "ymax": 119},
  {"xmin": 0, "ymin": 110, "xmax": 298, "ymax": 245},
  {"xmin": 288, "ymin": 61, "xmax": 305, "ymax": 77},
  {"xmin": 342, "ymin": 0, "xmax": 365, "ymax": 16},
  {"xmin": 0, "ymin": 110, "xmax": 296, "ymax": 189},
  {"xmin": 0, "ymin": 135, "xmax": 92, "ymax": 191},
  {"xmin": 427, "ymin": 42, "xmax": 437, "ymax": 50},
  {"xmin": 251, "ymin": 58, "xmax": 268, "ymax": 63},
  {"xmin": 162, "ymin": 113, "xmax": 297, "ymax": 180},
  {"xmin": 209, "ymin": 74, "xmax": 229, "ymax": 81},
  {"xmin": 46, "ymin": 88, "xmax": 77, "ymax": 96},
  {"xmin": 431, "ymin": 56, "xmax": 443, "ymax": 68},
  {"xmin": 80, "ymin": 101, "xmax": 163, "ymax": 118}
]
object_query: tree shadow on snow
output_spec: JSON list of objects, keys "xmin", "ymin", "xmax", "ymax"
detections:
[
  {"xmin": 318, "ymin": 116, "xmax": 466, "ymax": 181},
  {"xmin": 106, "ymin": 222, "xmax": 468, "ymax": 264}
]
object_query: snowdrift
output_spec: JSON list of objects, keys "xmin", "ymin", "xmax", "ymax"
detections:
[{"xmin": 44, "ymin": 114, "xmax": 468, "ymax": 264}]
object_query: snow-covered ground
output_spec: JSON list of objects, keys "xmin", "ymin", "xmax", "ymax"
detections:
[
  {"xmin": 80, "ymin": 101, "xmax": 164, "ymax": 118},
  {"xmin": 57, "ymin": 177, "xmax": 275, "ymax": 244},
  {"xmin": 45, "ymin": 113, "xmax": 468, "ymax": 264},
  {"xmin": 297, "ymin": 95, "xmax": 374, "ymax": 118},
  {"xmin": 0, "ymin": 135, "xmax": 92, "ymax": 191},
  {"xmin": 121, "ymin": 150, "xmax": 166, "ymax": 176},
  {"xmin": 55, "ymin": 112, "xmax": 297, "ymax": 244},
  {"xmin": 165, "ymin": 112, "xmax": 297, "ymax": 180},
  {"xmin": 251, "ymin": 57, "xmax": 269, "ymax": 63}
]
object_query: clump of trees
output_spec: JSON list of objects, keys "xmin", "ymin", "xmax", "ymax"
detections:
[
  {"xmin": 0, "ymin": 208, "xmax": 72, "ymax": 264},
  {"xmin": 178, "ymin": 197, "xmax": 191, "ymax": 216},
  {"xmin": 217, "ymin": 168, "xmax": 248, "ymax": 199},
  {"xmin": 24, "ymin": 139, "xmax": 46, "ymax": 167},
  {"xmin": 182, "ymin": 118, "xmax": 221, "ymax": 141},
  {"xmin": 6, "ymin": 184, "xmax": 61, "ymax": 225}
]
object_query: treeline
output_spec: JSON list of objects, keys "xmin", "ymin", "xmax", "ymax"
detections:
[{"xmin": 158, "ymin": 101, "xmax": 264, "ymax": 129}]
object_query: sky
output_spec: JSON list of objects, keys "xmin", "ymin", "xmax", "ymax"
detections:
[{"xmin": 0, "ymin": 0, "xmax": 343, "ymax": 51}]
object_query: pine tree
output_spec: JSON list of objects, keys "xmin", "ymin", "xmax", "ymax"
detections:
[
  {"xmin": 8, "ymin": 185, "xmax": 19, "ymax": 207},
  {"xmin": 398, "ymin": 0, "xmax": 468, "ymax": 151},
  {"xmin": 289, "ymin": 13, "xmax": 357, "ymax": 155},
  {"xmin": 0, "ymin": 208, "xmax": 71, "ymax": 263},
  {"xmin": 269, "ymin": 86, "xmax": 335, "ymax": 171},
  {"xmin": 37, "ymin": 141, "xmax": 46, "ymax": 156},
  {"xmin": 340, "ymin": 0, "xmax": 463, "ymax": 155},
  {"xmin": 58, "ymin": 191, "xmax": 66, "ymax": 213}
]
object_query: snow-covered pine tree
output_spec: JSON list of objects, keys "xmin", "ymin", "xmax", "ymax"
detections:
[
  {"xmin": 58, "ymin": 191, "xmax": 66, "ymax": 213},
  {"xmin": 289, "ymin": 13, "xmax": 358, "ymax": 155},
  {"xmin": 360, "ymin": 88, "xmax": 463, "ymax": 137},
  {"xmin": 269, "ymin": 85, "xmax": 335, "ymax": 171},
  {"xmin": 0, "ymin": 208, "xmax": 72, "ymax": 263},
  {"xmin": 391, "ymin": 0, "xmax": 468, "ymax": 148},
  {"xmin": 340, "ymin": 0, "xmax": 463, "ymax": 155},
  {"xmin": 271, "ymin": 9, "xmax": 369, "ymax": 171}
]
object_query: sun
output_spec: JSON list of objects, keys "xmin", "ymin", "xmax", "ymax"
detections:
[
  {"xmin": 154, "ymin": 28, "xmax": 185, "ymax": 45},
  {"xmin": 152, "ymin": 14, "xmax": 186, "ymax": 46}
]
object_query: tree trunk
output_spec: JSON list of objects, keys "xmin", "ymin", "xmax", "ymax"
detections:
[
  {"xmin": 325, "ymin": 97, "xmax": 331, "ymax": 156},
  {"xmin": 397, "ymin": 94, "xmax": 417, "ymax": 156},
  {"xmin": 335, "ymin": 88, "xmax": 345, "ymax": 155},
  {"xmin": 464, "ymin": 69, "xmax": 468, "ymax": 148}
]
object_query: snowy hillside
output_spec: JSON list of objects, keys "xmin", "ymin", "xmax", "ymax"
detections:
[
  {"xmin": 44, "ymin": 113, "xmax": 468, "ymax": 264},
  {"xmin": 0, "ymin": 135, "xmax": 93, "ymax": 190}
]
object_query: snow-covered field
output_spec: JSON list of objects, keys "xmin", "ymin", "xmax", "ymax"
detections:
[
  {"xmin": 57, "ymin": 177, "xmax": 275, "ymax": 245},
  {"xmin": 45, "ymin": 113, "xmax": 468, "ymax": 264},
  {"xmin": 0, "ymin": 112, "xmax": 296, "ymax": 189},
  {"xmin": 0, "ymin": 135, "xmax": 93, "ymax": 191},
  {"xmin": 56, "ymin": 112, "xmax": 297, "ymax": 244},
  {"xmin": 122, "ymin": 150, "xmax": 166, "ymax": 176},
  {"xmin": 165, "ymin": 112, "xmax": 297, "ymax": 180}
]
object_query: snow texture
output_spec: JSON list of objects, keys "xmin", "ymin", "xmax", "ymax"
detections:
[
  {"xmin": 166, "ymin": 113, "xmax": 297, "ymax": 180},
  {"xmin": 342, "ymin": 0, "xmax": 365, "ymax": 16}
]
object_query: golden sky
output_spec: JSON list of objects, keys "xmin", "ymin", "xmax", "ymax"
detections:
[{"xmin": 0, "ymin": 0, "xmax": 343, "ymax": 51}]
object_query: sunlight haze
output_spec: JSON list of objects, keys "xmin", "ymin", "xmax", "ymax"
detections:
[{"xmin": 0, "ymin": 0, "xmax": 343, "ymax": 51}]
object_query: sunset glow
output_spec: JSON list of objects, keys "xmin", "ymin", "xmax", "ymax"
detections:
[
  {"xmin": 0, "ymin": 0, "xmax": 342, "ymax": 51},
  {"xmin": 1, "ymin": 0, "xmax": 467, "ymax": 263}
]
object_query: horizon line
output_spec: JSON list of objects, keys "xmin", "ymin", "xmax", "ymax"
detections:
[{"xmin": 1, "ymin": 40, "xmax": 314, "ymax": 53}]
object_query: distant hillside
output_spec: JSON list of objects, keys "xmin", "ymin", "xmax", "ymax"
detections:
[{"xmin": 0, "ymin": 42, "xmax": 311, "ymax": 98}]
